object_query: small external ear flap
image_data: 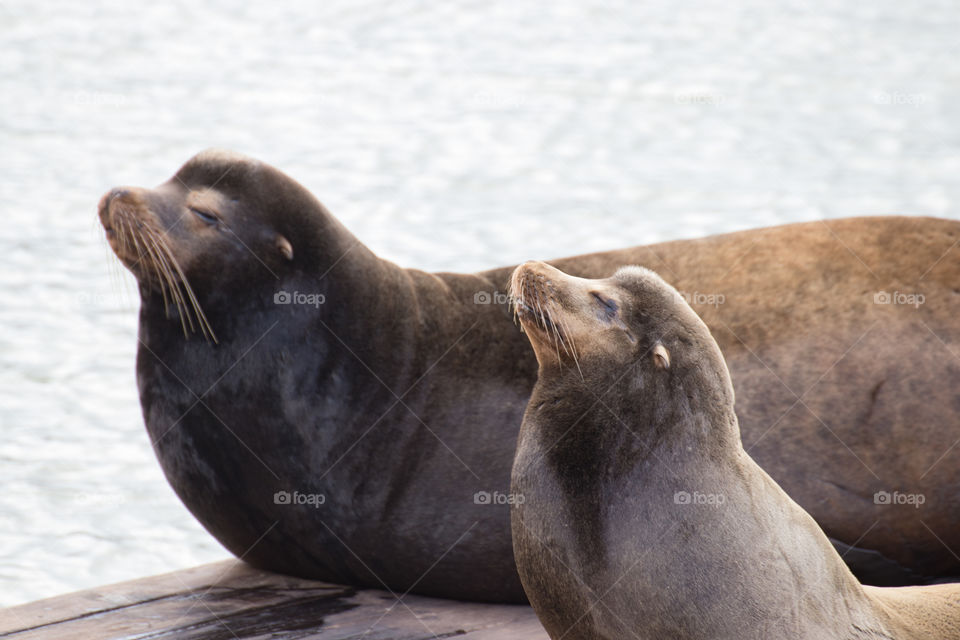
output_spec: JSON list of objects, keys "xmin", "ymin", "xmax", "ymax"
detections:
[
  {"xmin": 276, "ymin": 235, "xmax": 294, "ymax": 261},
  {"xmin": 652, "ymin": 342, "xmax": 670, "ymax": 370}
]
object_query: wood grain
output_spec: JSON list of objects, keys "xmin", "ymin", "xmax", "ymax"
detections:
[{"xmin": 0, "ymin": 560, "xmax": 547, "ymax": 639}]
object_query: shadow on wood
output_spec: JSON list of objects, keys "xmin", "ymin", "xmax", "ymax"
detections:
[{"xmin": 0, "ymin": 560, "xmax": 547, "ymax": 639}]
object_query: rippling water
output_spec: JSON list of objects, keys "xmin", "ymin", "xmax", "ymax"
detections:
[{"xmin": 2, "ymin": 0, "xmax": 959, "ymax": 607}]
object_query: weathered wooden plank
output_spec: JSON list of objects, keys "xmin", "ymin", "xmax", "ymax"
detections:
[{"xmin": 0, "ymin": 560, "xmax": 547, "ymax": 640}]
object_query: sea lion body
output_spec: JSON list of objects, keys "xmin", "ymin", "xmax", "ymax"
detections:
[
  {"xmin": 509, "ymin": 262, "xmax": 960, "ymax": 639},
  {"xmin": 100, "ymin": 150, "xmax": 960, "ymax": 602}
]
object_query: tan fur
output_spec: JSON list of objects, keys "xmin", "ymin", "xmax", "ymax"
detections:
[{"xmin": 510, "ymin": 261, "xmax": 960, "ymax": 640}]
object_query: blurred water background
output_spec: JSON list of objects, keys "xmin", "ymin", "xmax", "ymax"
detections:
[{"xmin": 2, "ymin": 0, "xmax": 959, "ymax": 607}]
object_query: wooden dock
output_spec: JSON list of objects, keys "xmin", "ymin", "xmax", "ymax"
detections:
[{"xmin": 0, "ymin": 560, "xmax": 548, "ymax": 639}]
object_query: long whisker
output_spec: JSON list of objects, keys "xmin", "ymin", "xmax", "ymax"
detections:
[
  {"xmin": 123, "ymin": 217, "xmax": 164, "ymax": 312},
  {"xmin": 556, "ymin": 317, "xmax": 583, "ymax": 381},
  {"xmin": 138, "ymin": 224, "xmax": 190, "ymax": 337},
  {"xmin": 149, "ymin": 239, "xmax": 185, "ymax": 319},
  {"xmin": 106, "ymin": 202, "xmax": 219, "ymax": 344},
  {"xmin": 138, "ymin": 227, "xmax": 180, "ymax": 323},
  {"xmin": 534, "ymin": 296, "xmax": 547, "ymax": 333},
  {"xmin": 143, "ymin": 229, "xmax": 197, "ymax": 339},
  {"xmin": 543, "ymin": 303, "xmax": 564, "ymax": 371},
  {"xmin": 117, "ymin": 211, "xmax": 134, "ymax": 258},
  {"xmin": 154, "ymin": 232, "xmax": 218, "ymax": 343},
  {"xmin": 125, "ymin": 220, "xmax": 164, "ymax": 307},
  {"xmin": 518, "ymin": 282, "xmax": 582, "ymax": 378},
  {"xmin": 154, "ymin": 241, "xmax": 197, "ymax": 339},
  {"xmin": 141, "ymin": 226, "xmax": 184, "ymax": 309},
  {"xmin": 103, "ymin": 213, "xmax": 136, "ymax": 310}
]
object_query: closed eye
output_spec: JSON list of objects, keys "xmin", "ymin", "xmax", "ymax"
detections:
[
  {"xmin": 591, "ymin": 292, "xmax": 619, "ymax": 317},
  {"xmin": 189, "ymin": 207, "xmax": 219, "ymax": 225}
]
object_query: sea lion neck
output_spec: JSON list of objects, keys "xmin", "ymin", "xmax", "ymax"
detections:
[{"xmin": 528, "ymin": 352, "xmax": 742, "ymax": 474}]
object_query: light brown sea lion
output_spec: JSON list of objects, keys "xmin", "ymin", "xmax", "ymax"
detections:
[
  {"xmin": 98, "ymin": 149, "xmax": 960, "ymax": 602},
  {"xmin": 510, "ymin": 261, "xmax": 960, "ymax": 639}
]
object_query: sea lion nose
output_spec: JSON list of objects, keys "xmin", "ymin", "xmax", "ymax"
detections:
[
  {"xmin": 108, "ymin": 188, "xmax": 130, "ymax": 203},
  {"xmin": 99, "ymin": 188, "xmax": 129, "ymax": 229}
]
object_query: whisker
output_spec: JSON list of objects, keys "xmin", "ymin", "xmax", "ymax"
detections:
[
  {"xmin": 154, "ymin": 232, "xmax": 218, "ymax": 343},
  {"xmin": 557, "ymin": 318, "xmax": 584, "ymax": 381},
  {"xmin": 102, "ymin": 219, "xmax": 128, "ymax": 309},
  {"xmin": 544, "ymin": 304, "xmax": 563, "ymax": 370},
  {"xmin": 141, "ymin": 227, "xmax": 184, "ymax": 309},
  {"xmin": 146, "ymin": 230, "xmax": 197, "ymax": 339},
  {"xmin": 140, "ymin": 226, "xmax": 191, "ymax": 338},
  {"xmin": 534, "ymin": 296, "xmax": 547, "ymax": 333},
  {"xmin": 107, "ymin": 203, "xmax": 219, "ymax": 343},
  {"xmin": 139, "ymin": 227, "xmax": 177, "ymax": 319}
]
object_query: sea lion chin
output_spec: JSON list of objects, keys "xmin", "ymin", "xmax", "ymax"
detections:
[{"xmin": 509, "ymin": 263, "xmax": 960, "ymax": 640}]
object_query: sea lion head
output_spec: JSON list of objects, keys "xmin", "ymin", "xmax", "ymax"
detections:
[
  {"xmin": 509, "ymin": 261, "xmax": 734, "ymax": 410},
  {"xmin": 98, "ymin": 149, "xmax": 335, "ymax": 341}
]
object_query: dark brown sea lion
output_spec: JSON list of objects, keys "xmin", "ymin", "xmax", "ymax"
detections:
[
  {"xmin": 98, "ymin": 149, "xmax": 960, "ymax": 602},
  {"xmin": 509, "ymin": 261, "xmax": 960, "ymax": 639}
]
